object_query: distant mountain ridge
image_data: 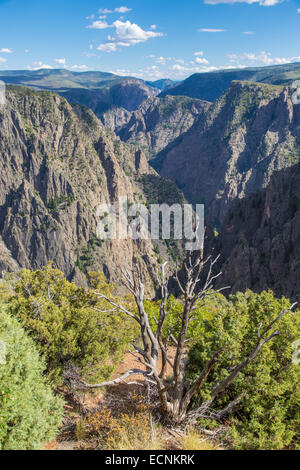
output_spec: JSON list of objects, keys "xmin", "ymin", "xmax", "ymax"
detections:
[
  {"xmin": 0, "ymin": 69, "xmax": 161, "ymax": 125},
  {"xmin": 160, "ymin": 62, "xmax": 300, "ymax": 102}
]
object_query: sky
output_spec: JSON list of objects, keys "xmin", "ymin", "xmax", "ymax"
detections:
[{"xmin": 0, "ymin": 0, "xmax": 300, "ymax": 80}]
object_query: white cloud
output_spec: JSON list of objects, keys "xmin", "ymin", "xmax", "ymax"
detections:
[
  {"xmin": 97, "ymin": 20, "xmax": 164, "ymax": 52},
  {"xmin": 113, "ymin": 20, "xmax": 164, "ymax": 44},
  {"xmin": 228, "ymin": 51, "xmax": 300, "ymax": 65},
  {"xmin": 97, "ymin": 42, "xmax": 118, "ymax": 52},
  {"xmin": 155, "ymin": 56, "xmax": 167, "ymax": 64},
  {"xmin": 98, "ymin": 8, "xmax": 113, "ymax": 14},
  {"xmin": 150, "ymin": 24, "xmax": 157, "ymax": 30},
  {"xmin": 70, "ymin": 64, "xmax": 89, "ymax": 70},
  {"xmin": 195, "ymin": 57, "xmax": 209, "ymax": 64},
  {"xmin": 98, "ymin": 6, "xmax": 132, "ymax": 14},
  {"xmin": 24, "ymin": 49, "xmax": 31, "ymax": 53},
  {"xmin": 194, "ymin": 51, "xmax": 204, "ymax": 56},
  {"xmin": 198, "ymin": 28, "xmax": 226, "ymax": 32},
  {"xmin": 115, "ymin": 6, "xmax": 132, "ymax": 13},
  {"xmin": 204, "ymin": 0, "xmax": 283, "ymax": 5},
  {"xmin": 0, "ymin": 48, "xmax": 13, "ymax": 54},
  {"xmin": 27, "ymin": 61, "xmax": 53, "ymax": 70},
  {"xmin": 170, "ymin": 63, "xmax": 220, "ymax": 76},
  {"xmin": 87, "ymin": 20, "xmax": 111, "ymax": 29},
  {"xmin": 243, "ymin": 31, "xmax": 255, "ymax": 34},
  {"xmin": 54, "ymin": 58, "xmax": 66, "ymax": 65},
  {"xmin": 297, "ymin": 8, "xmax": 300, "ymax": 13},
  {"xmin": 0, "ymin": 57, "xmax": 7, "ymax": 64}
]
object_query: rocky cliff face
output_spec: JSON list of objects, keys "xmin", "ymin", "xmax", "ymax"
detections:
[
  {"xmin": 154, "ymin": 81, "xmax": 300, "ymax": 226},
  {"xmin": 0, "ymin": 86, "xmax": 178, "ymax": 287},
  {"xmin": 62, "ymin": 79, "xmax": 159, "ymax": 129},
  {"xmin": 218, "ymin": 163, "xmax": 300, "ymax": 300},
  {"xmin": 117, "ymin": 95, "xmax": 210, "ymax": 159}
]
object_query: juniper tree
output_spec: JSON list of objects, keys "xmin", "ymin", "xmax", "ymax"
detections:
[{"xmin": 71, "ymin": 250, "xmax": 297, "ymax": 425}]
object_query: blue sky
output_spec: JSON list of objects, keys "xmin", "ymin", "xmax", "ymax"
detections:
[{"xmin": 0, "ymin": 0, "xmax": 300, "ymax": 80}]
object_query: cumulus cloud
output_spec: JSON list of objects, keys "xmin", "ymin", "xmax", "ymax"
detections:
[
  {"xmin": 0, "ymin": 57, "xmax": 7, "ymax": 64},
  {"xmin": 97, "ymin": 20, "xmax": 164, "ymax": 52},
  {"xmin": 113, "ymin": 20, "xmax": 164, "ymax": 44},
  {"xmin": 194, "ymin": 51, "xmax": 204, "ymax": 56},
  {"xmin": 0, "ymin": 48, "xmax": 13, "ymax": 53},
  {"xmin": 204, "ymin": 0, "xmax": 283, "ymax": 5}
]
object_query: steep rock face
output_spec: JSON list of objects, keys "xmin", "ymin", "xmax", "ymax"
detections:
[
  {"xmin": 100, "ymin": 106, "xmax": 132, "ymax": 131},
  {"xmin": 218, "ymin": 163, "xmax": 300, "ymax": 300},
  {"xmin": 0, "ymin": 86, "xmax": 173, "ymax": 287},
  {"xmin": 61, "ymin": 79, "xmax": 158, "ymax": 126},
  {"xmin": 155, "ymin": 81, "xmax": 300, "ymax": 226},
  {"xmin": 117, "ymin": 95, "xmax": 210, "ymax": 159}
]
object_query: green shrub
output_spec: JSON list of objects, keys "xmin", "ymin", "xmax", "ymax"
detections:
[
  {"xmin": 186, "ymin": 290, "xmax": 300, "ymax": 450},
  {"xmin": 0, "ymin": 308, "xmax": 64, "ymax": 450},
  {"xmin": 7, "ymin": 264, "xmax": 136, "ymax": 384}
]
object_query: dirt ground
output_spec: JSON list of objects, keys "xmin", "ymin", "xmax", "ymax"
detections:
[{"xmin": 49, "ymin": 347, "xmax": 177, "ymax": 450}]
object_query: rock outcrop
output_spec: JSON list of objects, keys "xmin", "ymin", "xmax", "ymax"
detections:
[
  {"xmin": 117, "ymin": 95, "xmax": 210, "ymax": 159},
  {"xmin": 0, "ymin": 86, "xmax": 180, "ymax": 287}
]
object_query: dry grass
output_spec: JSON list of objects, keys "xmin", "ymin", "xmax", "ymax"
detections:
[
  {"xmin": 108, "ymin": 418, "xmax": 164, "ymax": 451},
  {"xmin": 82, "ymin": 393, "xmax": 166, "ymax": 450},
  {"xmin": 181, "ymin": 428, "xmax": 218, "ymax": 451}
]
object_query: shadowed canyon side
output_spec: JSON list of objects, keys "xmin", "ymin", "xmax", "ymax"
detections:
[
  {"xmin": 218, "ymin": 163, "xmax": 300, "ymax": 300},
  {"xmin": 0, "ymin": 86, "xmax": 182, "ymax": 287},
  {"xmin": 154, "ymin": 81, "xmax": 300, "ymax": 226}
]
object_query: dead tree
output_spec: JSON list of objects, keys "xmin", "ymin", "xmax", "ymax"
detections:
[{"xmin": 73, "ymin": 251, "xmax": 297, "ymax": 425}]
